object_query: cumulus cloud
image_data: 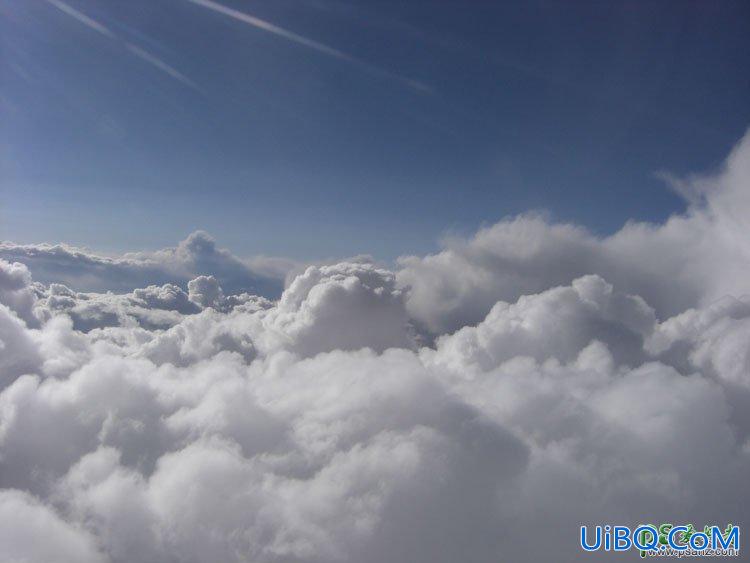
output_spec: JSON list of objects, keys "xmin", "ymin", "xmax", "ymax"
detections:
[
  {"xmin": 0, "ymin": 259, "xmax": 42, "ymax": 326},
  {"xmin": 1, "ymin": 131, "xmax": 750, "ymax": 562},
  {"xmin": 0, "ymin": 489, "xmax": 106, "ymax": 563},
  {"xmin": 263, "ymin": 262, "xmax": 415, "ymax": 356},
  {"xmin": 398, "ymin": 130, "xmax": 750, "ymax": 334},
  {"xmin": 0, "ymin": 230, "xmax": 294, "ymax": 297},
  {"xmin": 36, "ymin": 283, "xmax": 196, "ymax": 332},
  {"xmin": 0, "ymin": 304, "xmax": 42, "ymax": 386}
]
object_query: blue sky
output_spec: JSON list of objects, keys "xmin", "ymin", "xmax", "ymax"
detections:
[{"xmin": 2, "ymin": 0, "xmax": 749, "ymax": 260}]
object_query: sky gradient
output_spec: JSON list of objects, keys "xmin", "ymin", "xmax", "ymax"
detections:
[
  {"xmin": 2, "ymin": 4, "xmax": 750, "ymax": 562},
  {"xmin": 2, "ymin": 0, "xmax": 749, "ymax": 259}
]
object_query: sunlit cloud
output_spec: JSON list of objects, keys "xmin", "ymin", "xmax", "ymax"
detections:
[
  {"xmin": 2, "ymin": 131, "xmax": 750, "ymax": 562},
  {"xmin": 186, "ymin": 0, "xmax": 431, "ymax": 93},
  {"xmin": 46, "ymin": 0, "xmax": 197, "ymax": 90}
]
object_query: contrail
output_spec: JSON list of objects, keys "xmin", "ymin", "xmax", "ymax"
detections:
[
  {"xmin": 47, "ymin": 0, "xmax": 116, "ymax": 39},
  {"xmin": 46, "ymin": 0, "xmax": 197, "ymax": 90},
  {"xmin": 185, "ymin": 0, "xmax": 431, "ymax": 93},
  {"xmin": 125, "ymin": 44, "xmax": 197, "ymax": 89}
]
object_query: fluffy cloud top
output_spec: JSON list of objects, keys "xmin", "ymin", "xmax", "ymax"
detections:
[
  {"xmin": 0, "ymin": 260, "xmax": 41, "ymax": 327},
  {"xmin": 1, "ymin": 131, "xmax": 750, "ymax": 562},
  {"xmin": 0, "ymin": 231, "xmax": 294, "ymax": 297},
  {"xmin": 398, "ymin": 130, "xmax": 750, "ymax": 333}
]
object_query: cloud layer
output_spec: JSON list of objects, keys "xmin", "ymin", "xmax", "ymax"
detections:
[
  {"xmin": 399, "ymin": 131, "xmax": 750, "ymax": 333},
  {"xmin": 0, "ymin": 230, "xmax": 293, "ymax": 297},
  {"xmin": 1, "ymin": 131, "xmax": 750, "ymax": 562}
]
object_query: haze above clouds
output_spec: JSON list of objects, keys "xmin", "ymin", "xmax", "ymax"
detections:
[{"xmin": 1, "ymin": 131, "xmax": 749, "ymax": 562}]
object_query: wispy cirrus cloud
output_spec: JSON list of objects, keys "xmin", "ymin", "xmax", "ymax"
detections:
[
  {"xmin": 46, "ymin": 0, "xmax": 197, "ymax": 90},
  {"xmin": 185, "ymin": 0, "xmax": 431, "ymax": 93}
]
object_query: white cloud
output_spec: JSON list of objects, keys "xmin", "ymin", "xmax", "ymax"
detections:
[
  {"xmin": 0, "ymin": 489, "xmax": 106, "ymax": 563},
  {"xmin": 263, "ymin": 262, "xmax": 415, "ymax": 356},
  {"xmin": 38, "ymin": 283, "xmax": 195, "ymax": 332},
  {"xmin": 0, "ymin": 259, "xmax": 43, "ymax": 327},
  {"xmin": 399, "ymin": 130, "xmax": 750, "ymax": 334},
  {"xmin": 1, "ymin": 131, "xmax": 750, "ymax": 562},
  {"xmin": 430, "ymin": 274, "xmax": 656, "ymax": 371},
  {"xmin": 0, "ymin": 231, "xmax": 293, "ymax": 297},
  {"xmin": 0, "ymin": 304, "xmax": 42, "ymax": 387}
]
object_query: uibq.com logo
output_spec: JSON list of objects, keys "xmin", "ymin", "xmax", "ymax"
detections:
[{"xmin": 580, "ymin": 523, "xmax": 740, "ymax": 557}]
